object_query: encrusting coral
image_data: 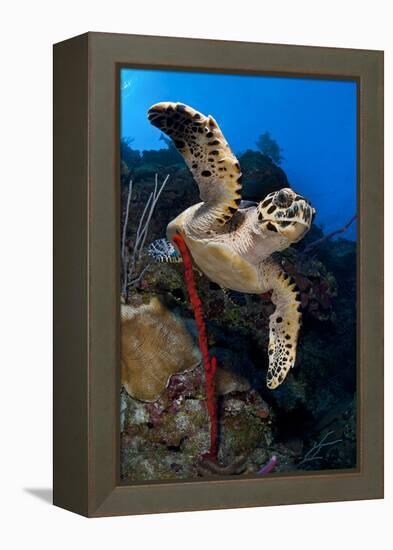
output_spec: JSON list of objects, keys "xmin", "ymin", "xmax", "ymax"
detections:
[
  {"xmin": 121, "ymin": 296, "xmax": 247, "ymax": 404},
  {"xmin": 121, "ymin": 297, "xmax": 201, "ymax": 402}
]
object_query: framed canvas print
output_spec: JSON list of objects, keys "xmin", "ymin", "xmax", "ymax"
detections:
[{"xmin": 53, "ymin": 32, "xmax": 384, "ymax": 517}]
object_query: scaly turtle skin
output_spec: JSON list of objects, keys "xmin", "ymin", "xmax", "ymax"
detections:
[{"xmin": 148, "ymin": 102, "xmax": 315, "ymax": 389}]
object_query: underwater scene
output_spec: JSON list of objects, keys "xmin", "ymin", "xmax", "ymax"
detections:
[{"xmin": 119, "ymin": 68, "xmax": 357, "ymax": 483}]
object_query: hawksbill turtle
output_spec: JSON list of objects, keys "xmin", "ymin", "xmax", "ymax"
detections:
[{"xmin": 147, "ymin": 102, "xmax": 315, "ymax": 390}]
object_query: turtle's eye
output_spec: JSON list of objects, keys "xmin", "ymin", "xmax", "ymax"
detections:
[{"xmin": 273, "ymin": 189, "xmax": 293, "ymax": 208}]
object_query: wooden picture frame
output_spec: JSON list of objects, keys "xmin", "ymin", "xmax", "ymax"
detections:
[{"xmin": 53, "ymin": 32, "xmax": 384, "ymax": 517}]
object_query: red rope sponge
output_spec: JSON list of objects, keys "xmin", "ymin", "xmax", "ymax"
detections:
[{"xmin": 172, "ymin": 233, "xmax": 218, "ymax": 459}]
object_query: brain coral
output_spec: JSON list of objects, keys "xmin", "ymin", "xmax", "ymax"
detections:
[{"xmin": 121, "ymin": 297, "xmax": 201, "ymax": 402}]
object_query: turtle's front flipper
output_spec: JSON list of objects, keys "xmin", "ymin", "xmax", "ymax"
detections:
[
  {"xmin": 148, "ymin": 102, "xmax": 242, "ymax": 227},
  {"xmin": 265, "ymin": 268, "xmax": 302, "ymax": 389}
]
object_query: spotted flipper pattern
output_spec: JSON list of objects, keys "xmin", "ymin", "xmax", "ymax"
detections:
[
  {"xmin": 148, "ymin": 238, "xmax": 183, "ymax": 263},
  {"xmin": 148, "ymin": 102, "xmax": 242, "ymax": 226},
  {"xmin": 267, "ymin": 271, "xmax": 302, "ymax": 389}
]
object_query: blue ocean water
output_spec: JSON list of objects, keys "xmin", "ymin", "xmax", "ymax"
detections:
[{"xmin": 120, "ymin": 68, "xmax": 357, "ymax": 240}]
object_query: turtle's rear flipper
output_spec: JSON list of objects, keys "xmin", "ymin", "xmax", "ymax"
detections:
[
  {"xmin": 266, "ymin": 270, "xmax": 302, "ymax": 389},
  {"xmin": 148, "ymin": 238, "xmax": 183, "ymax": 263}
]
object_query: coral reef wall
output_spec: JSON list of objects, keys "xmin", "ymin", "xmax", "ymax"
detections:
[{"xmin": 120, "ymin": 143, "xmax": 357, "ymax": 482}]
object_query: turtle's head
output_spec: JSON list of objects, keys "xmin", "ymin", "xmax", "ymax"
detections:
[{"xmin": 257, "ymin": 188, "xmax": 315, "ymax": 243}]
